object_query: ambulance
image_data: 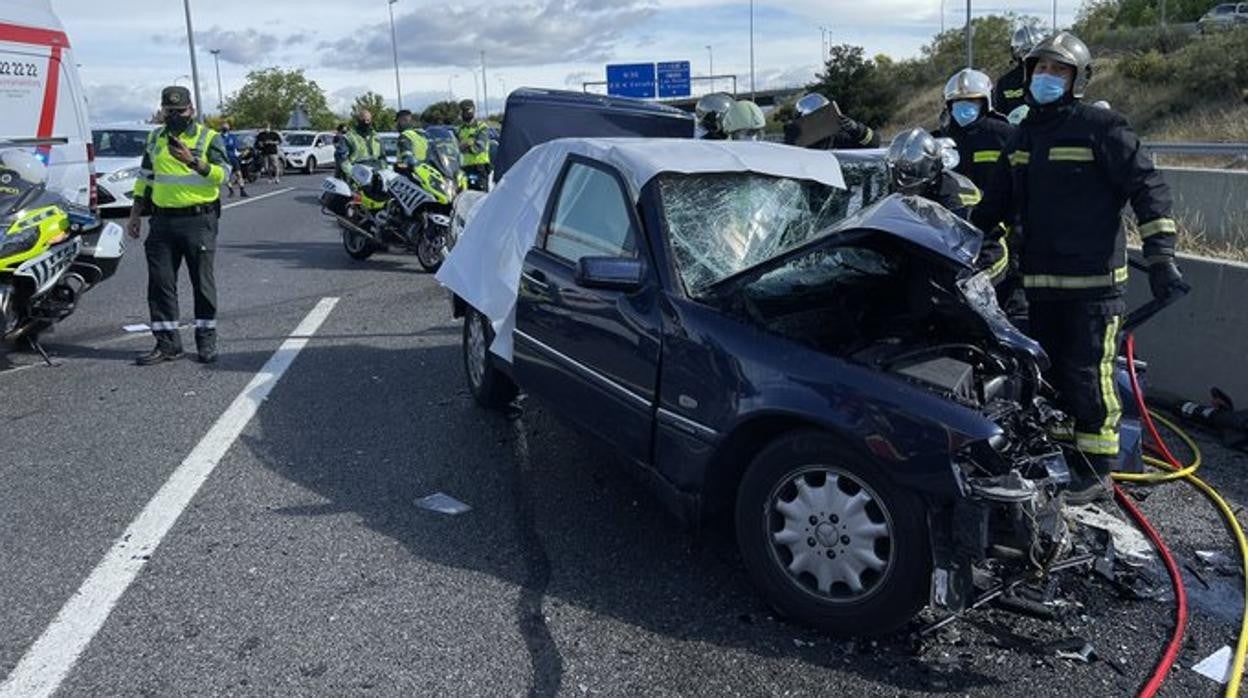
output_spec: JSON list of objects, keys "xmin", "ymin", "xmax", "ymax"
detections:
[{"xmin": 0, "ymin": 0, "xmax": 96, "ymax": 211}]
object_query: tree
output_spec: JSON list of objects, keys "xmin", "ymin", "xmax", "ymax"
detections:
[
  {"xmin": 807, "ymin": 44, "xmax": 899, "ymax": 127},
  {"xmin": 351, "ymin": 91, "xmax": 396, "ymax": 131},
  {"xmin": 421, "ymin": 101, "xmax": 462, "ymax": 125},
  {"xmin": 221, "ymin": 68, "xmax": 336, "ymax": 130}
]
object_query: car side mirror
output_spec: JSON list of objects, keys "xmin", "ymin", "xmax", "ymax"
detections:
[{"xmin": 575, "ymin": 256, "xmax": 644, "ymax": 291}]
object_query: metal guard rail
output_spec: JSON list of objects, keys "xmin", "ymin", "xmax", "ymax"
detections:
[{"xmin": 1142, "ymin": 142, "xmax": 1248, "ymax": 158}]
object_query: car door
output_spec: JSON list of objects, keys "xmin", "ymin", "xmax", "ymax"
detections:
[
  {"xmin": 315, "ymin": 133, "xmax": 334, "ymax": 164},
  {"xmin": 513, "ymin": 155, "xmax": 663, "ymax": 467}
]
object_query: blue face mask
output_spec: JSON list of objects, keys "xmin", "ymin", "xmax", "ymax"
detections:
[
  {"xmin": 951, "ymin": 101, "xmax": 981, "ymax": 127},
  {"xmin": 1029, "ymin": 73, "xmax": 1068, "ymax": 105}
]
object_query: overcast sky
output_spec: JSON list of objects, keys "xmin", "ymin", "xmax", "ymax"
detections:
[{"xmin": 53, "ymin": 0, "xmax": 1078, "ymax": 124}]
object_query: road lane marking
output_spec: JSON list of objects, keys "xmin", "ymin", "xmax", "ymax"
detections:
[
  {"xmin": 222, "ymin": 186, "xmax": 294, "ymax": 210},
  {"xmin": 0, "ymin": 296, "xmax": 340, "ymax": 698}
]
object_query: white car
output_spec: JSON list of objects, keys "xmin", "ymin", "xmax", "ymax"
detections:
[
  {"xmin": 91, "ymin": 124, "xmax": 155, "ymax": 214},
  {"xmin": 282, "ymin": 130, "xmax": 335, "ymax": 174}
]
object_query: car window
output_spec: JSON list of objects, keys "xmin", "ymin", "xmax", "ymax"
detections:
[
  {"xmin": 92, "ymin": 130, "xmax": 148, "ymax": 158},
  {"xmin": 545, "ymin": 161, "xmax": 638, "ymax": 263},
  {"xmin": 1215, "ymin": 4, "xmax": 1233, "ymax": 13}
]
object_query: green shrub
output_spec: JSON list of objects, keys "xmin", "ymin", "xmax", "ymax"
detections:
[{"xmin": 1119, "ymin": 49, "xmax": 1169, "ymax": 81}]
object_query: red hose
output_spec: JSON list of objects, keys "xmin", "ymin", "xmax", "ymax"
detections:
[{"xmin": 1120, "ymin": 333, "xmax": 1189, "ymax": 698}]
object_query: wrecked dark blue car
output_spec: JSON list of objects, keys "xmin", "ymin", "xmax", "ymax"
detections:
[{"xmin": 444, "ymin": 138, "xmax": 1131, "ymax": 635}]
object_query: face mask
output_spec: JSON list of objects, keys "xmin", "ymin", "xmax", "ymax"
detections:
[
  {"xmin": 357, "ymin": 120, "xmax": 373, "ymax": 133},
  {"xmin": 1029, "ymin": 73, "xmax": 1068, "ymax": 105},
  {"xmin": 165, "ymin": 113, "xmax": 192, "ymax": 131},
  {"xmin": 951, "ymin": 101, "xmax": 981, "ymax": 127}
]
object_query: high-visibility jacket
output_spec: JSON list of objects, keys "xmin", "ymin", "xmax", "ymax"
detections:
[
  {"xmin": 135, "ymin": 124, "xmax": 227, "ymax": 209},
  {"xmin": 343, "ymin": 129, "xmax": 382, "ymax": 166},
  {"xmin": 457, "ymin": 121, "xmax": 491, "ymax": 167},
  {"xmin": 972, "ymin": 101, "xmax": 1176, "ymax": 300},
  {"xmin": 398, "ymin": 129, "xmax": 429, "ymax": 169}
]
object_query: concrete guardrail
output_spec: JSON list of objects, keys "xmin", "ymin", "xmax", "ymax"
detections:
[
  {"xmin": 1125, "ymin": 251, "xmax": 1248, "ymax": 404},
  {"xmin": 1159, "ymin": 167, "xmax": 1248, "ymax": 244}
]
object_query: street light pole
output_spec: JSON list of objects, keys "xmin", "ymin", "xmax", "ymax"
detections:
[
  {"xmin": 941, "ymin": 0, "xmax": 946, "ymax": 34},
  {"xmin": 470, "ymin": 69, "xmax": 480, "ymax": 110},
  {"xmin": 481, "ymin": 50, "xmax": 488, "ymax": 117},
  {"xmin": 447, "ymin": 74, "xmax": 457, "ymax": 101},
  {"xmin": 181, "ymin": 0, "xmax": 205, "ymax": 123},
  {"xmin": 705, "ymin": 45, "xmax": 713, "ymax": 93},
  {"xmin": 965, "ymin": 0, "xmax": 973, "ymax": 68},
  {"xmin": 388, "ymin": 0, "xmax": 403, "ymax": 110},
  {"xmin": 819, "ymin": 26, "xmax": 828, "ymax": 65},
  {"xmin": 1053, "ymin": 0, "xmax": 1059, "ymax": 31},
  {"xmin": 749, "ymin": 0, "xmax": 755, "ymax": 99},
  {"xmin": 209, "ymin": 49, "xmax": 223, "ymax": 114}
]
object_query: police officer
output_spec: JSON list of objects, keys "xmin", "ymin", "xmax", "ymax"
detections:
[
  {"xmin": 933, "ymin": 68, "xmax": 1015, "ymax": 287},
  {"xmin": 126, "ymin": 86, "xmax": 230, "ymax": 365},
  {"xmin": 886, "ymin": 129, "xmax": 982, "ymax": 219},
  {"xmin": 995, "ymin": 25, "xmax": 1045, "ymax": 120},
  {"xmin": 783, "ymin": 93, "xmax": 880, "ymax": 149},
  {"xmin": 456, "ymin": 100, "xmax": 491, "ymax": 191},
  {"xmin": 695, "ymin": 92, "xmax": 735, "ymax": 140},
  {"xmin": 972, "ymin": 32, "xmax": 1184, "ymax": 502},
  {"xmin": 335, "ymin": 109, "xmax": 382, "ymax": 180},
  {"xmin": 395, "ymin": 109, "xmax": 430, "ymax": 175}
]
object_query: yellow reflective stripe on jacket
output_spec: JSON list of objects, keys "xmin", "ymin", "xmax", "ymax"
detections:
[
  {"xmin": 1003, "ymin": 88, "xmax": 1024, "ymax": 99},
  {"xmin": 958, "ymin": 188, "xmax": 982, "ymax": 206},
  {"xmin": 1049, "ymin": 146, "xmax": 1095, "ymax": 162},
  {"xmin": 1009, "ymin": 151, "xmax": 1030, "ymax": 167},
  {"xmin": 973, "ymin": 150, "xmax": 1001, "ymax": 164},
  {"xmin": 1139, "ymin": 217, "xmax": 1177, "ymax": 238},
  {"xmin": 987, "ymin": 232, "xmax": 1010, "ymax": 281},
  {"xmin": 1023, "ymin": 265, "xmax": 1129, "ymax": 289},
  {"xmin": 859, "ymin": 127, "xmax": 875, "ymax": 146},
  {"xmin": 1094, "ymin": 314, "xmax": 1124, "ymax": 454}
]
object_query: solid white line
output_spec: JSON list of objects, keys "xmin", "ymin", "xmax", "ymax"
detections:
[
  {"xmin": 222, "ymin": 186, "xmax": 294, "ymax": 210},
  {"xmin": 0, "ymin": 296, "xmax": 339, "ymax": 698}
]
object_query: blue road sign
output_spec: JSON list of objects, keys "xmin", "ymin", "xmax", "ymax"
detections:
[
  {"xmin": 606, "ymin": 63, "xmax": 656, "ymax": 99},
  {"xmin": 657, "ymin": 61, "xmax": 691, "ymax": 98}
]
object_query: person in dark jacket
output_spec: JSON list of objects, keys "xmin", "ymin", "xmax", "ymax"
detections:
[
  {"xmin": 933, "ymin": 68, "xmax": 1016, "ymax": 289},
  {"xmin": 886, "ymin": 128, "xmax": 981, "ymax": 218},
  {"xmin": 994, "ymin": 25, "xmax": 1045, "ymax": 120},
  {"xmin": 972, "ymin": 32, "xmax": 1184, "ymax": 502},
  {"xmin": 783, "ymin": 93, "xmax": 880, "ymax": 150}
]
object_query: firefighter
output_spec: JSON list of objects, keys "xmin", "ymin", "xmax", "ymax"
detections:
[
  {"xmin": 126, "ymin": 86, "xmax": 230, "ymax": 365},
  {"xmin": 972, "ymin": 32, "xmax": 1184, "ymax": 502},
  {"xmin": 933, "ymin": 68, "xmax": 1016, "ymax": 289},
  {"xmin": 885, "ymin": 128, "xmax": 982, "ymax": 220},
  {"xmin": 782, "ymin": 93, "xmax": 880, "ymax": 149},
  {"xmin": 695, "ymin": 92, "xmax": 735, "ymax": 140},
  {"xmin": 721, "ymin": 100, "xmax": 766, "ymax": 141},
  {"xmin": 995, "ymin": 25, "xmax": 1045, "ymax": 119}
]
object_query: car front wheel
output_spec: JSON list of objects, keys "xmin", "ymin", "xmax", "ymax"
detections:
[
  {"xmin": 305, "ymin": 156, "xmax": 317, "ymax": 175},
  {"xmin": 463, "ymin": 307, "xmax": 517, "ymax": 409},
  {"xmin": 735, "ymin": 430, "xmax": 930, "ymax": 635}
]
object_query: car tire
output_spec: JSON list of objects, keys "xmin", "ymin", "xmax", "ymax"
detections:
[
  {"xmin": 735, "ymin": 429, "xmax": 930, "ymax": 636},
  {"xmin": 462, "ymin": 307, "xmax": 517, "ymax": 409},
  {"xmin": 305, "ymin": 156, "xmax": 316, "ymax": 175}
]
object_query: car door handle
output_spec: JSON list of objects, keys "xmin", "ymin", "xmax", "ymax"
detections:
[{"xmin": 522, "ymin": 270, "xmax": 550, "ymax": 292}]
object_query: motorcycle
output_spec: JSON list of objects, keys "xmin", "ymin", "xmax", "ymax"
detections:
[
  {"xmin": 319, "ymin": 144, "xmax": 466, "ymax": 272},
  {"xmin": 237, "ymin": 143, "xmax": 262, "ymax": 184},
  {"xmin": 0, "ymin": 144, "xmax": 126, "ymax": 362}
]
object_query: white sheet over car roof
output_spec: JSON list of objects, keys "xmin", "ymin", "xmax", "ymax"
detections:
[{"xmin": 437, "ymin": 137, "xmax": 846, "ymax": 361}]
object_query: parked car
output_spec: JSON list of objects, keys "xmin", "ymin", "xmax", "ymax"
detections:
[
  {"xmin": 282, "ymin": 130, "xmax": 336, "ymax": 174},
  {"xmin": 1198, "ymin": 2, "xmax": 1248, "ymax": 31},
  {"xmin": 439, "ymin": 137, "xmax": 1143, "ymax": 634},
  {"xmin": 91, "ymin": 124, "xmax": 156, "ymax": 214}
]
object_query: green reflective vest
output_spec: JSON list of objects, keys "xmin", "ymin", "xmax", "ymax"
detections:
[
  {"xmin": 399, "ymin": 129, "xmax": 429, "ymax": 167},
  {"xmin": 457, "ymin": 121, "xmax": 491, "ymax": 167},
  {"xmin": 345, "ymin": 129, "xmax": 382, "ymax": 165},
  {"xmin": 136, "ymin": 124, "xmax": 225, "ymax": 209}
]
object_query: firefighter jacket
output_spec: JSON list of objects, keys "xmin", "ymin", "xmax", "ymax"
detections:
[
  {"xmin": 934, "ymin": 112, "xmax": 1016, "ymax": 192},
  {"xmin": 972, "ymin": 101, "xmax": 1177, "ymax": 300},
  {"xmin": 993, "ymin": 64, "xmax": 1028, "ymax": 117}
]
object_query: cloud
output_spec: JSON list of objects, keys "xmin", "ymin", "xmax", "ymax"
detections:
[
  {"xmin": 197, "ymin": 27, "xmax": 287, "ymax": 65},
  {"xmin": 325, "ymin": 0, "xmax": 658, "ymax": 69},
  {"xmin": 85, "ymin": 83, "xmax": 160, "ymax": 124}
]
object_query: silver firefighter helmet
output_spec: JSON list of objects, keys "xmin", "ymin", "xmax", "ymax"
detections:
[
  {"xmin": 1011, "ymin": 24, "xmax": 1045, "ymax": 61},
  {"xmin": 886, "ymin": 128, "xmax": 943, "ymax": 195},
  {"xmin": 722, "ymin": 100, "xmax": 766, "ymax": 140},
  {"xmin": 794, "ymin": 92, "xmax": 831, "ymax": 117},
  {"xmin": 943, "ymin": 68, "xmax": 994, "ymax": 111},
  {"xmin": 1025, "ymin": 31, "xmax": 1093, "ymax": 99},
  {"xmin": 695, "ymin": 92, "xmax": 736, "ymax": 136}
]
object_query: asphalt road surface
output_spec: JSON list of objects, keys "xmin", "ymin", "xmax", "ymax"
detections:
[{"xmin": 1, "ymin": 175, "xmax": 1246, "ymax": 697}]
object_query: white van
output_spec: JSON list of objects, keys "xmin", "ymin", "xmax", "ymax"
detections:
[{"xmin": 0, "ymin": 0, "xmax": 96, "ymax": 211}]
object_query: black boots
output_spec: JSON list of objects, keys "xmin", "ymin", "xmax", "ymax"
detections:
[
  {"xmin": 1065, "ymin": 454, "xmax": 1115, "ymax": 505},
  {"xmin": 136, "ymin": 331, "xmax": 183, "ymax": 366},
  {"xmin": 195, "ymin": 329, "xmax": 218, "ymax": 364}
]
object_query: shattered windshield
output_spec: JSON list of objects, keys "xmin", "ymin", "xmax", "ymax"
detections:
[{"xmin": 658, "ymin": 172, "xmax": 854, "ymax": 295}]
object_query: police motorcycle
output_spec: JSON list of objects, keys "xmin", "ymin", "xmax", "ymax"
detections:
[
  {"xmin": 0, "ymin": 144, "xmax": 126, "ymax": 362},
  {"xmin": 319, "ymin": 141, "xmax": 466, "ymax": 272}
]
